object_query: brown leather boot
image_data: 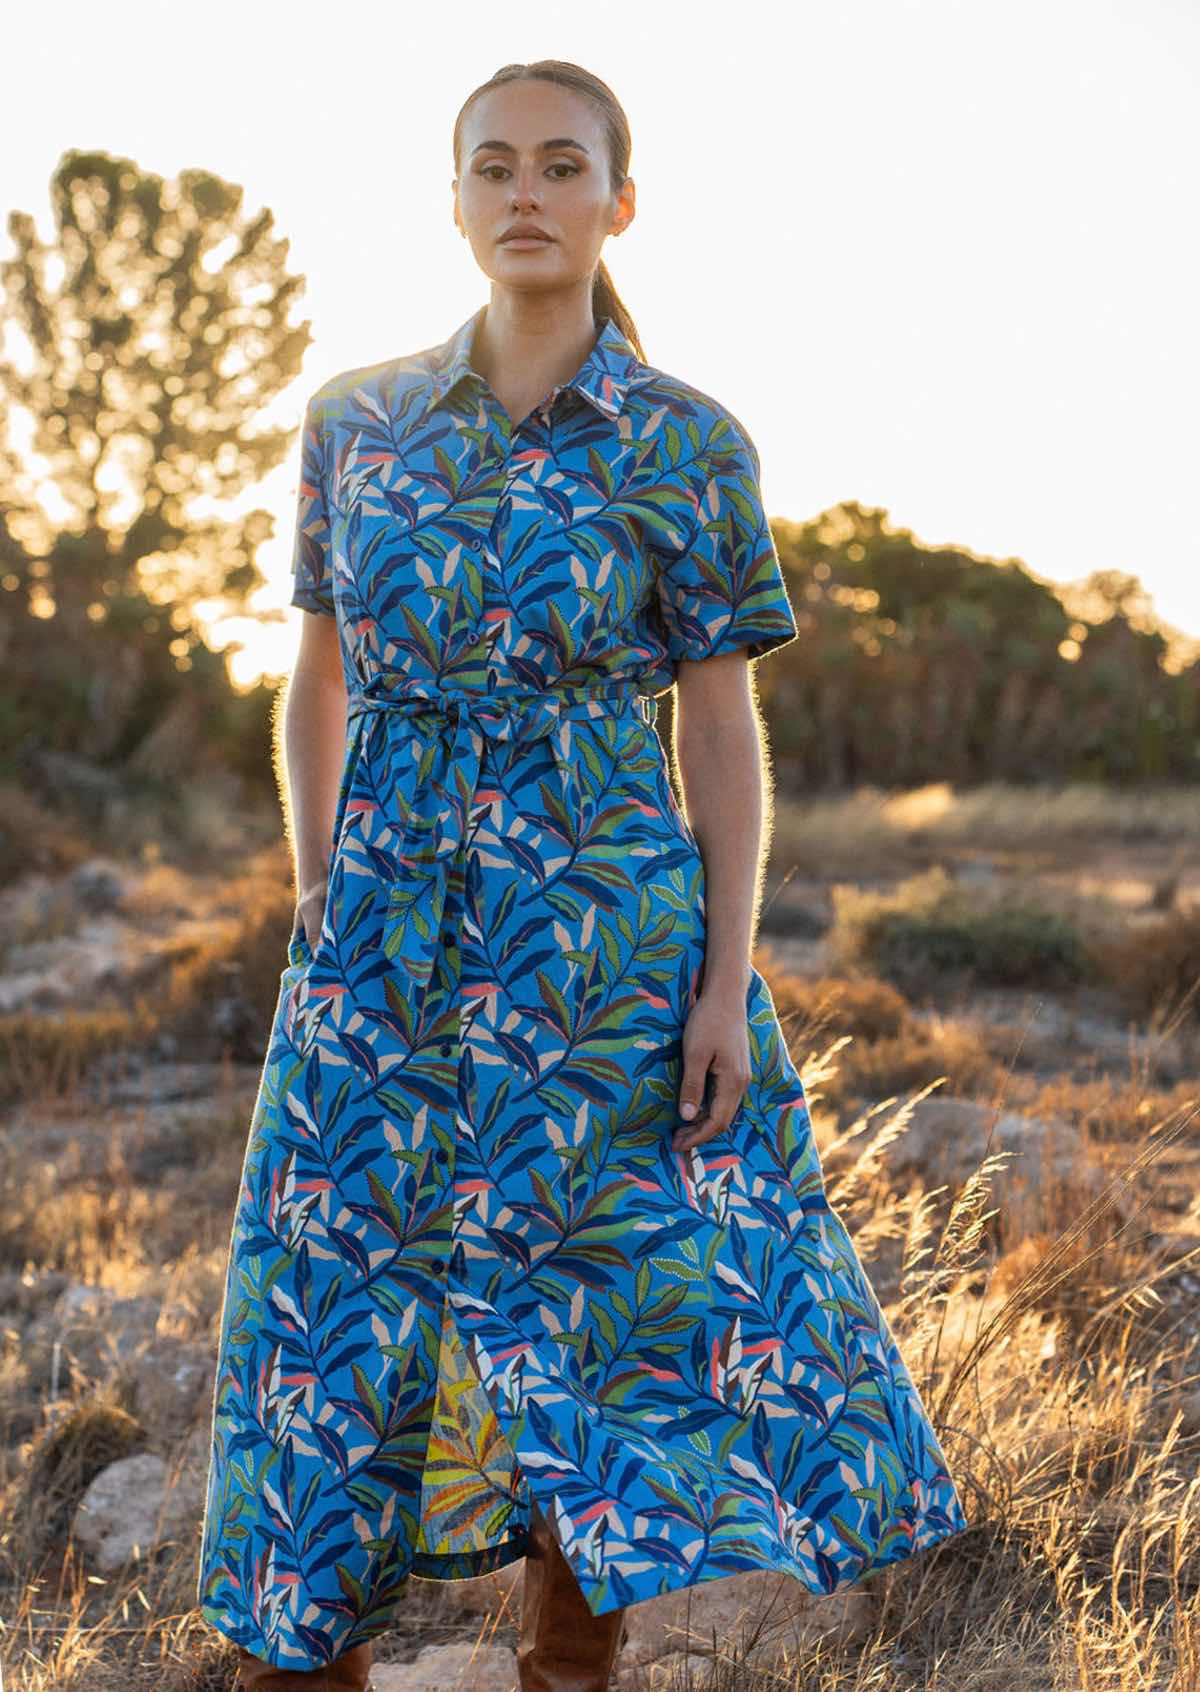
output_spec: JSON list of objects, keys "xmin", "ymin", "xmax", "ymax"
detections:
[
  {"xmin": 517, "ymin": 1503, "xmax": 627, "ymax": 1692},
  {"xmin": 234, "ymin": 1637, "xmax": 374, "ymax": 1690}
]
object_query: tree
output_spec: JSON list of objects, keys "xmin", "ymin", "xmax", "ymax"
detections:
[{"xmin": 0, "ymin": 148, "xmax": 312, "ymax": 772}]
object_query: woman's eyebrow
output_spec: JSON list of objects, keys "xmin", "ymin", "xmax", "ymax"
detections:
[{"xmin": 470, "ymin": 137, "xmax": 592, "ymax": 157}]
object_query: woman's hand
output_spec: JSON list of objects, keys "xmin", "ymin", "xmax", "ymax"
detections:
[
  {"xmin": 667, "ymin": 651, "xmax": 764, "ymax": 1157},
  {"xmin": 285, "ymin": 611, "xmax": 346, "ymax": 957},
  {"xmin": 671, "ymin": 983, "xmax": 752, "ymax": 1154},
  {"xmin": 293, "ymin": 881, "xmax": 329, "ymax": 954}
]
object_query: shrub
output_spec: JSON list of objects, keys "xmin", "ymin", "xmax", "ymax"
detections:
[
  {"xmin": 828, "ymin": 865, "xmax": 1091, "ymax": 996},
  {"xmin": 1093, "ymin": 899, "xmax": 1200, "ymax": 1027}
]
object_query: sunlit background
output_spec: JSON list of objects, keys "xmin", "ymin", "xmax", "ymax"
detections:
[{"xmin": 2, "ymin": 0, "xmax": 1197, "ymax": 687}]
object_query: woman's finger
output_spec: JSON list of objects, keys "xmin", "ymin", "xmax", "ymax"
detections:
[
  {"xmin": 673, "ymin": 1062, "xmax": 748, "ymax": 1151},
  {"xmin": 707, "ymin": 1068, "xmax": 746, "ymax": 1134},
  {"xmin": 677, "ymin": 1048, "xmax": 713, "ymax": 1126}
]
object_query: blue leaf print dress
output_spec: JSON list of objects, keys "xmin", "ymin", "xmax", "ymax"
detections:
[{"xmin": 197, "ymin": 305, "xmax": 970, "ymax": 1668}]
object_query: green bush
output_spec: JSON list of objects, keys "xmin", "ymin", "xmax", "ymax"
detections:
[{"xmin": 829, "ymin": 865, "xmax": 1090, "ymax": 996}]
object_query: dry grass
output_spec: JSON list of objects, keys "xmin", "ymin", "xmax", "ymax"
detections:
[
  {"xmin": 758, "ymin": 958, "xmax": 1005, "ymax": 1112},
  {"xmin": 1, "ymin": 846, "xmax": 1199, "ymax": 1686},
  {"xmin": 1095, "ymin": 907, "xmax": 1200, "ymax": 1032},
  {"xmin": 644, "ymin": 1061, "xmax": 1200, "ymax": 1691},
  {"xmin": 0, "ymin": 850, "xmax": 300, "ymax": 1106},
  {"xmin": 772, "ymin": 781, "xmax": 1200, "ymax": 881},
  {"xmin": 0, "ymin": 782, "xmax": 97, "ymax": 886}
]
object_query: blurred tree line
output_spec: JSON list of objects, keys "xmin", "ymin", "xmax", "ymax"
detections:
[
  {"xmin": 755, "ymin": 508, "xmax": 1200, "ymax": 790},
  {"xmin": 0, "ymin": 149, "xmax": 310, "ymax": 818},
  {"xmin": 1, "ymin": 151, "xmax": 1196, "ymax": 828}
]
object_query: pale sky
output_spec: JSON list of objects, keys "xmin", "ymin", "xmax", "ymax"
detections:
[{"xmin": 3, "ymin": 0, "xmax": 1198, "ymax": 684}]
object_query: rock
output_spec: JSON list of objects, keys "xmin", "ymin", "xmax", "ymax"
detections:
[
  {"xmin": 25, "ymin": 1284, "xmax": 161, "ymax": 1393},
  {"xmin": 0, "ymin": 872, "xmax": 60, "ymax": 941},
  {"xmin": 5, "ymin": 1088, "xmax": 263, "ymax": 1198},
  {"xmin": 403, "ymin": 1562, "xmax": 866, "ymax": 1687},
  {"xmin": 424, "ymin": 1560, "xmax": 522, "ymax": 1618},
  {"xmin": 102, "ymin": 1062, "xmax": 234, "ymax": 1105},
  {"xmin": 68, "ymin": 857, "xmax": 130, "ymax": 913},
  {"xmin": 0, "ymin": 1267, "xmax": 73, "ymax": 1325},
  {"xmin": 117, "ymin": 1336, "xmax": 212, "ymax": 1440},
  {"xmin": 72, "ymin": 1449, "xmax": 205, "ymax": 1573},
  {"xmin": 420, "ymin": 1546, "xmax": 868, "ymax": 1679},
  {"xmin": 0, "ymin": 911, "xmax": 129, "ymax": 1012},
  {"xmin": 877, "ymin": 1097, "xmax": 1023, "ymax": 1187},
  {"xmin": 371, "ymin": 1642, "xmax": 518, "ymax": 1692},
  {"xmin": 954, "ymin": 860, "xmax": 1000, "ymax": 886},
  {"xmin": 1177, "ymin": 1390, "xmax": 1200, "ymax": 1436},
  {"xmin": 1154, "ymin": 1231, "xmax": 1200, "ymax": 1266},
  {"xmin": 617, "ymin": 1569, "xmax": 871, "ymax": 1678},
  {"xmin": 877, "ymin": 1096, "xmax": 1131, "ymax": 1218},
  {"xmin": 29, "ymin": 750, "xmax": 123, "ymax": 816},
  {"xmin": 3, "ymin": 1113, "xmax": 114, "ymax": 1185}
]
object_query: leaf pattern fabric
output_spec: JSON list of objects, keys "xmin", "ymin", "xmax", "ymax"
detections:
[{"xmin": 197, "ymin": 306, "xmax": 969, "ymax": 1669}]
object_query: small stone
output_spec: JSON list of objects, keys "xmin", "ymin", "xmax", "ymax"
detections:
[
  {"xmin": 72, "ymin": 1450, "xmax": 205, "ymax": 1574},
  {"xmin": 370, "ymin": 1641, "xmax": 517, "ymax": 1692}
]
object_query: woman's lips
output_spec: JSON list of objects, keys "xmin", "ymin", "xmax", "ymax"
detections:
[{"xmin": 500, "ymin": 235, "xmax": 554, "ymax": 248}]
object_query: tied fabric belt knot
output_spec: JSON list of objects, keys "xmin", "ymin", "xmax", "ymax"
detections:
[{"xmin": 340, "ymin": 679, "xmax": 658, "ymax": 1021}]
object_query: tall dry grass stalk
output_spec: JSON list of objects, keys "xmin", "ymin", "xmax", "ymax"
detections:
[{"xmin": 1, "ymin": 955, "xmax": 1199, "ymax": 1687}]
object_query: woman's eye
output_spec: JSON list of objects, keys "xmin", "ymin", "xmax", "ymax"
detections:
[{"xmin": 478, "ymin": 163, "xmax": 579, "ymax": 181}]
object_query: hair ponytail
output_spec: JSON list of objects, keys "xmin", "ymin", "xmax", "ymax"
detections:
[{"xmin": 591, "ymin": 259, "xmax": 644, "ymax": 362}]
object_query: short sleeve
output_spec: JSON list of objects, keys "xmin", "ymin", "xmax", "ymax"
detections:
[
  {"xmin": 654, "ymin": 422, "xmax": 798, "ymax": 664},
  {"xmin": 289, "ymin": 388, "xmax": 336, "ymax": 616}
]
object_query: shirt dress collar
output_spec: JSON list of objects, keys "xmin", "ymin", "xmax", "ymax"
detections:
[{"xmin": 424, "ymin": 305, "xmax": 641, "ymax": 422}]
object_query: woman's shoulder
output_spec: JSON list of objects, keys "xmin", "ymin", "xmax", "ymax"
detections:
[
  {"xmin": 627, "ymin": 358, "xmax": 761, "ymax": 465},
  {"xmin": 301, "ymin": 340, "xmax": 448, "ymax": 426}
]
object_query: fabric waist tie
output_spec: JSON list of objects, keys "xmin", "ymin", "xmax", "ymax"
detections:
[{"xmin": 340, "ymin": 678, "xmax": 659, "ymax": 1028}]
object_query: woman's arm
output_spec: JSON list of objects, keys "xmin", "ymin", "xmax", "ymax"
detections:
[
  {"xmin": 669, "ymin": 648, "xmax": 773, "ymax": 1153},
  {"xmin": 282, "ymin": 610, "xmax": 348, "ymax": 948}
]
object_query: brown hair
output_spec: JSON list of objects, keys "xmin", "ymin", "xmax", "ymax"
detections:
[{"xmin": 452, "ymin": 60, "xmax": 645, "ymax": 362}]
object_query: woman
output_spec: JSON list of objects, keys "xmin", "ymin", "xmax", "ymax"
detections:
[{"xmin": 197, "ymin": 58, "xmax": 970, "ymax": 1692}]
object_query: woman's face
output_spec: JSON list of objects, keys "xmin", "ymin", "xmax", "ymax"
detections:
[{"xmin": 454, "ymin": 82, "xmax": 635, "ymax": 295}]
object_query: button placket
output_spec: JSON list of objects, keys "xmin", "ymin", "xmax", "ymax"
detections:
[
  {"xmin": 467, "ymin": 451, "xmax": 507, "ymax": 564},
  {"xmin": 482, "ymin": 439, "xmax": 518, "ymax": 568},
  {"xmin": 440, "ymin": 903, "xmax": 459, "ymax": 1059}
]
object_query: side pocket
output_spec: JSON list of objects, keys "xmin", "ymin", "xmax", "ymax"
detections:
[
  {"xmin": 286, "ymin": 924, "xmax": 313, "ymax": 971},
  {"xmin": 307, "ymin": 714, "xmax": 366, "ymax": 963},
  {"xmin": 284, "ymin": 714, "xmax": 362, "ymax": 978}
]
